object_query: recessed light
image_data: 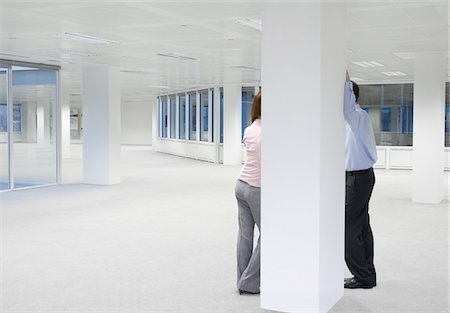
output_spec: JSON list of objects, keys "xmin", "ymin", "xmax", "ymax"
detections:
[
  {"xmin": 121, "ymin": 69, "xmax": 157, "ymax": 75},
  {"xmin": 352, "ymin": 61, "xmax": 384, "ymax": 68},
  {"xmin": 231, "ymin": 65, "xmax": 259, "ymax": 71},
  {"xmin": 393, "ymin": 52, "xmax": 415, "ymax": 60},
  {"xmin": 381, "ymin": 71, "xmax": 407, "ymax": 77},
  {"xmin": 236, "ymin": 19, "xmax": 262, "ymax": 31},
  {"xmin": 57, "ymin": 32, "xmax": 118, "ymax": 45},
  {"xmin": 46, "ymin": 48, "xmax": 99, "ymax": 57},
  {"xmin": 369, "ymin": 61, "xmax": 384, "ymax": 67},
  {"xmin": 157, "ymin": 52, "xmax": 196, "ymax": 61}
]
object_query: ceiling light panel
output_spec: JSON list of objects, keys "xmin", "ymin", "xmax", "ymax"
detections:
[
  {"xmin": 393, "ymin": 52, "xmax": 415, "ymax": 60},
  {"xmin": 121, "ymin": 69, "xmax": 157, "ymax": 75},
  {"xmin": 381, "ymin": 71, "xmax": 407, "ymax": 77},
  {"xmin": 57, "ymin": 32, "xmax": 119, "ymax": 44},
  {"xmin": 230, "ymin": 65, "xmax": 259, "ymax": 71},
  {"xmin": 45, "ymin": 48, "xmax": 99, "ymax": 57},
  {"xmin": 236, "ymin": 19, "xmax": 262, "ymax": 31},
  {"xmin": 352, "ymin": 61, "xmax": 384, "ymax": 68},
  {"xmin": 157, "ymin": 53, "xmax": 196, "ymax": 61}
]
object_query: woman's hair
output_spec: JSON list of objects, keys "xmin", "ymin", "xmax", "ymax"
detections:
[
  {"xmin": 351, "ymin": 81, "xmax": 360, "ymax": 102},
  {"xmin": 251, "ymin": 91, "xmax": 261, "ymax": 122}
]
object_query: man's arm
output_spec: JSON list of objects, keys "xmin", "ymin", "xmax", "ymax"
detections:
[{"xmin": 344, "ymin": 71, "xmax": 362, "ymax": 128}]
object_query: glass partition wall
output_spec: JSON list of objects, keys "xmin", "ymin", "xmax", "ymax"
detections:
[
  {"xmin": 0, "ymin": 67, "xmax": 9, "ymax": 190},
  {"xmin": 0, "ymin": 60, "xmax": 59, "ymax": 191}
]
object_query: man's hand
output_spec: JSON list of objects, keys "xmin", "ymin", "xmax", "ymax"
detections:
[{"xmin": 346, "ymin": 70, "xmax": 350, "ymax": 81}]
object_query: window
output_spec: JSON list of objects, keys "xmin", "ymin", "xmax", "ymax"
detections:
[
  {"xmin": 199, "ymin": 90, "xmax": 209, "ymax": 142},
  {"xmin": 160, "ymin": 96, "xmax": 168, "ymax": 138},
  {"xmin": 169, "ymin": 95, "xmax": 176, "ymax": 139},
  {"xmin": 445, "ymin": 82, "xmax": 449, "ymax": 147},
  {"xmin": 188, "ymin": 92, "xmax": 197, "ymax": 140},
  {"xmin": 380, "ymin": 107, "xmax": 391, "ymax": 132},
  {"xmin": 359, "ymin": 83, "xmax": 413, "ymax": 146},
  {"xmin": 242, "ymin": 87, "xmax": 255, "ymax": 140},
  {"xmin": 179, "ymin": 94, "xmax": 186, "ymax": 140},
  {"xmin": 211, "ymin": 89, "xmax": 214, "ymax": 142},
  {"xmin": 0, "ymin": 104, "xmax": 22, "ymax": 133},
  {"xmin": 220, "ymin": 88, "xmax": 223, "ymax": 143}
]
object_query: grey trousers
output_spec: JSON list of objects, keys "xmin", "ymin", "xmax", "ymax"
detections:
[{"xmin": 235, "ymin": 179, "xmax": 261, "ymax": 293}]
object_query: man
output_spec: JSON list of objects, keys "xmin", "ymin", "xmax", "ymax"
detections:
[{"xmin": 343, "ymin": 70, "xmax": 378, "ymax": 289}]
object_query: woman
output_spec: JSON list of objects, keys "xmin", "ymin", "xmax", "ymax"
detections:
[{"xmin": 235, "ymin": 91, "xmax": 261, "ymax": 295}]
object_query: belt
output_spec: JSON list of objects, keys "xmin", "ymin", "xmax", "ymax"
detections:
[{"xmin": 346, "ymin": 167, "xmax": 373, "ymax": 175}]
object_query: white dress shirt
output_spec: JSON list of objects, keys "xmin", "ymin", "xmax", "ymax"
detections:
[{"xmin": 344, "ymin": 81, "xmax": 377, "ymax": 171}]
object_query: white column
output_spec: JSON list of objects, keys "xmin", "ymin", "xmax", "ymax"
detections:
[
  {"xmin": 152, "ymin": 97, "xmax": 158, "ymax": 150},
  {"xmin": 412, "ymin": 52, "xmax": 446, "ymax": 204},
  {"xmin": 60, "ymin": 83, "xmax": 71, "ymax": 158},
  {"xmin": 261, "ymin": 3, "xmax": 346, "ymax": 313},
  {"xmin": 213, "ymin": 86, "xmax": 220, "ymax": 163},
  {"xmin": 223, "ymin": 84, "xmax": 242, "ymax": 165},
  {"xmin": 82, "ymin": 66, "xmax": 121, "ymax": 185}
]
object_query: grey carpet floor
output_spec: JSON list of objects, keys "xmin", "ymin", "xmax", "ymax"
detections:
[{"xmin": 0, "ymin": 145, "xmax": 448, "ymax": 313}]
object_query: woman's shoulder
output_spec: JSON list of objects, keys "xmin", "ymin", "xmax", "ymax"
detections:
[{"xmin": 245, "ymin": 121, "xmax": 261, "ymax": 138}]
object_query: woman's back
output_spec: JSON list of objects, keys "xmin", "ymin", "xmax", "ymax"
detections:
[{"xmin": 238, "ymin": 119, "xmax": 261, "ymax": 188}]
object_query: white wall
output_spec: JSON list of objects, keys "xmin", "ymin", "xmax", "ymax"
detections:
[
  {"xmin": 121, "ymin": 101, "xmax": 152, "ymax": 145},
  {"xmin": 375, "ymin": 146, "xmax": 450, "ymax": 171}
]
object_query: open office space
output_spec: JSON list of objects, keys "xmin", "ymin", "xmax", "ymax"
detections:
[{"xmin": 0, "ymin": 2, "xmax": 448, "ymax": 313}]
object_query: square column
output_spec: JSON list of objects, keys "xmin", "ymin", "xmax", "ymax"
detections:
[
  {"xmin": 261, "ymin": 3, "xmax": 346, "ymax": 313},
  {"xmin": 412, "ymin": 52, "xmax": 446, "ymax": 204},
  {"xmin": 223, "ymin": 84, "xmax": 242, "ymax": 165},
  {"xmin": 152, "ymin": 97, "xmax": 158, "ymax": 148},
  {"xmin": 82, "ymin": 66, "xmax": 121, "ymax": 185},
  {"xmin": 60, "ymin": 82, "xmax": 71, "ymax": 159}
]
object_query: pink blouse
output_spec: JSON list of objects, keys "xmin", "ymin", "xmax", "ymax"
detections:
[{"xmin": 238, "ymin": 119, "xmax": 261, "ymax": 187}]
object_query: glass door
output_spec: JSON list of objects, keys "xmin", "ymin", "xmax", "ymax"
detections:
[
  {"xmin": 12, "ymin": 65, "xmax": 58, "ymax": 188},
  {"xmin": 0, "ymin": 66, "xmax": 9, "ymax": 190}
]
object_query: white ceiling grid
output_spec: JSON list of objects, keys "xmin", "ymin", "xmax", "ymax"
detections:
[{"xmin": 0, "ymin": 1, "xmax": 448, "ymax": 104}]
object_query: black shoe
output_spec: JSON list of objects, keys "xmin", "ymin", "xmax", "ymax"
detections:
[
  {"xmin": 344, "ymin": 277, "xmax": 375, "ymax": 289},
  {"xmin": 239, "ymin": 289, "xmax": 260, "ymax": 295},
  {"xmin": 345, "ymin": 276, "xmax": 376, "ymax": 287}
]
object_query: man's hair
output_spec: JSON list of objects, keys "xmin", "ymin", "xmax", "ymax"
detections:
[
  {"xmin": 251, "ymin": 92, "xmax": 261, "ymax": 122},
  {"xmin": 351, "ymin": 81, "xmax": 360, "ymax": 102}
]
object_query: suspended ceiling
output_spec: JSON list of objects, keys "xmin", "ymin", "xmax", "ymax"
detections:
[{"xmin": 0, "ymin": 1, "xmax": 448, "ymax": 103}]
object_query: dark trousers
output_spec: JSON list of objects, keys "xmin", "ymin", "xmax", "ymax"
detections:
[{"xmin": 345, "ymin": 167, "xmax": 376, "ymax": 283}]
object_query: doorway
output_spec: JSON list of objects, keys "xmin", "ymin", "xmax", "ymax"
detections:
[{"xmin": 0, "ymin": 60, "xmax": 60, "ymax": 191}]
